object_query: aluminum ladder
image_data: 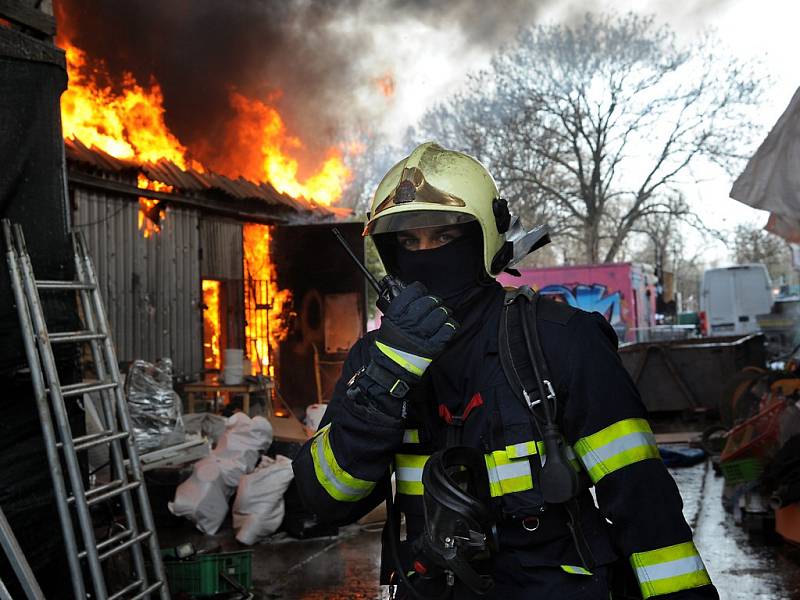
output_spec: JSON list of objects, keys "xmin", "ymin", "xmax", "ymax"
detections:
[{"xmin": 2, "ymin": 220, "xmax": 169, "ymax": 600}]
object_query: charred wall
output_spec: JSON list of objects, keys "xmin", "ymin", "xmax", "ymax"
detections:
[{"xmin": 71, "ymin": 186, "xmax": 204, "ymax": 379}]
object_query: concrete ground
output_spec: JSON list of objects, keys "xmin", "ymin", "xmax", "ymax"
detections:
[{"xmin": 159, "ymin": 459, "xmax": 800, "ymax": 599}]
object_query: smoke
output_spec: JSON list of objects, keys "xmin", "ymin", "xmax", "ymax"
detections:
[{"xmin": 55, "ymin": 0, "xmax": 554, "ymax": 170}]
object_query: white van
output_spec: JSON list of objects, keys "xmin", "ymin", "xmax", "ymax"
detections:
[{"xmin": 701, "ymin": 264, "xmax": 774, "ymax": 336}]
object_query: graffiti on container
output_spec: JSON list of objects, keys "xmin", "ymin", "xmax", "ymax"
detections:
[{"xmin": 539, "ymin": 283, "xmax": 623, "ymax": 329}]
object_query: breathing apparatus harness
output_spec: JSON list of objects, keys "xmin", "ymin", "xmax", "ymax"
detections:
[{"xmin": 498, "ymin": 286, "xmax": 596, "ymax": 569}]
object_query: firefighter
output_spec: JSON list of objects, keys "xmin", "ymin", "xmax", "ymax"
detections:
[{"xmin": 292, "ymin": 142, "xmax": 719, "ymax": 599}]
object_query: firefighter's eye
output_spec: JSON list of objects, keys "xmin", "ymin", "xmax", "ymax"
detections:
[
  {"xmin": 397, "ymin": 235, "xmax": 419, "ymax": 250},
  {"xmin": 436, "ymin": 228, "xmax": 463, "ymax": 244}
]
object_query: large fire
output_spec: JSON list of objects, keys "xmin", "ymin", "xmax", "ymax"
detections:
[
  {"xmin": 202, "ymin": 280, "xmax": 222, "ymax": 370},
  {"xmin": 61, "ymin": 43, "xmax": 198, "ymax": 170},
  {"xmin": 59, "ymin": 37, "xmax": 337, "ymax": 384},
  {"xmin": 59, "ymin": 38, "xmax": 350, "ymax": 208},
  {"xmin": 200, "ymin": 92, "xmax": 351, "ymax": 207},
  {"xmin": 243, "ymin": 224, "xmax": 292, "ymax": 375}
]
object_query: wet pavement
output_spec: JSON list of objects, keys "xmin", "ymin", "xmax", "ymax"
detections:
[
  {"xmin": 159, "ymin": 459, "xmax": 800, "ymax": 599},
  {"xmin": 673, "ymin": 461, "xmax": 800, "ymax": 600}
]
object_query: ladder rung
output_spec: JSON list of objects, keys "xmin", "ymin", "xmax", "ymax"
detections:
[
  {"xmin": 35, "ymin": 280, "xmax": 96, "ymax": 291},
  {"xmin": 128, "ymin": 581, "xmax": 163, "ymax": 600},
  {"xmin": 58, "ymin": 430, "xmax": 120, "ymax": 449},
  {"xmin": 74, "ymin": 431, "xmax": 130, "ymax": 452},
  {"xmin": 49, "ymin": 330, "xmax": 106, "ymax": 344},
  {"xmin": 98, "ymin": 530, "xmax": 151, "ymax": 562},
  {"xmin": 108, "ymin": 579, "xmax": 145, "ymax": 600},
  {"xmin": 78, "ymin": 528, "xmax": 133, "ymax": 559},
  {"xmin": 57, "ymin": 380, "xmax": 117, "ymax": 398},
  {"xmin": 86, "ymin": 481, "xmax": 141, "ymax": 507},
  {"xmin": 63, "ymin": 431, "xmax": 110, "ymax": 448},
  {"xmin": 68, "ymin": 479, "xmax": 122, "ymax": 504}
]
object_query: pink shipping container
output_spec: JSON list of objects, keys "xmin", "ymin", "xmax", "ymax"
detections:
[{"xmin": 497, "ymin": 263, "xmax": 657, "ymax": 343}]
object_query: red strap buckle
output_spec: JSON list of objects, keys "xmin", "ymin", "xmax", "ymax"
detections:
[{"xmin": 438, "ymin": 392, "xmax": 483, "ymax": 425}]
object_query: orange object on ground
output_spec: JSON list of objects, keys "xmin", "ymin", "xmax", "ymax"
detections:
[{"xmin": 775, "ymin": 503, "xmax": 800, "ymax": 545}]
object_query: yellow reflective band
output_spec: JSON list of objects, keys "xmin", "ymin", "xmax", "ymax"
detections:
[
  {"xmin": 505, "ymin": 440, "xmax": 539, "ymax": 459},
  {"xmin": 396, "ymin": 449, "xmax": 541, "ymax": 499},
  {"xmin": 375, "ymin": 341, "xmax": 431, "ymax": 376},
  {"xmin": 403, "ymin": 429, "xmax": 420, "ymax": 444},
  {"xmin": 395, "ymin": 453, "xmax": 429, "ymax": 495},
  {"xmin": 631, "ymin": 542, "xmax": 711, "ymax": 598},
  {"xmin": 484, "ymin": 450, "xmax": 533, "ymax": 497},
  {"xmin": 574, "ymin": 418, "xmax": 660, "ymax": 484},
  {"xmin": 311, "ymin": 425, "xmax": 377, "ymax": 502},
  {"xmin": 561, "ymin": 565, "xmax": 592, "ymax": 576}
]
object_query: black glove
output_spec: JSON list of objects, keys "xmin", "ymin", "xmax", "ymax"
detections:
[{"xmin": 349, "ymin": 282, "xmax": 458, "ymax": 417}]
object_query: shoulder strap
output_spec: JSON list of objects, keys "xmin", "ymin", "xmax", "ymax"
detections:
[
  {"xmin": 498, "ymin": 287, "xmax": 547, "ymax": 420},
  {"xmin": 499, "ymin": 286, "xmax": 583, "ymax": 506}
]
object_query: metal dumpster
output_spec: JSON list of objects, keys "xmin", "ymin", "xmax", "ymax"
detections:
[{"xmin": 619, "ymin": 334, "xmax": 766, "ymax": 415}]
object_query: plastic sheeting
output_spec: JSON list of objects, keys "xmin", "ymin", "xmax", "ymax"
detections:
[
  {"xmin": 233, "ymin": 455, "xmax": 294, "ymax": 545},
  {"xmin": 169, "ymin": 413, "xmax": 273, "ymax": 534},
  {"xmin": 731, "ymin": 86, "xmax": 800, "ymax": 242},
  {"xmin": 126, "ymin": 359, "xmax": 184, "ymax": 453}
]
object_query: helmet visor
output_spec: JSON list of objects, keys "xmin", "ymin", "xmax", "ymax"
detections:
[{"xmin": 367, "ymin": 210, "xmax": 476, "ymax": 235}]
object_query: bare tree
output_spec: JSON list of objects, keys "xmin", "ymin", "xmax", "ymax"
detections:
[
  {"xmin": 732, "ymin": 222, "xmax": 794, "ymax": 286},
  {"xmin": 417, "ymin": 12, "xmax": 765, "ymax": 263}
]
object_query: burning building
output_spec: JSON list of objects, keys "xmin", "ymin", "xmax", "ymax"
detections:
[
  {"xmin": 66, "ymin": 138, "xmax": 366, "ymax": 413},
  {"xmin": 57, "ymin": 30, "xmax": 367, "ymax": 415}
]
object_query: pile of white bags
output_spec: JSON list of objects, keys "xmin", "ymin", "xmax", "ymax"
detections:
[{"xmin": 169, "ymin": 413, "xmax": 290, "ymax": 539}]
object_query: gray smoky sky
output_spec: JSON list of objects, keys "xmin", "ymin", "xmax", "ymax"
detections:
[
  {"xmin": 56, "ymin": 0, "xmax": 555, "ymax": 165},
  {"xmin": 57, "ymin": 0, "xmax": 738, "ymax": 170}
]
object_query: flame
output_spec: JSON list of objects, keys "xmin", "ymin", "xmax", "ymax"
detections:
[
  {"xmin": 60, "ymin": 38, "xmax": 351, "ymax": 211},
  {"xmin": 60, "ymin": 41, "xmax": 201, "ymax": 171},
  {"xmin": 202, "ymin": 280, "xmax": 222, "ymax": 370},
  {"xmin": 375, "ymin": 72, "xmax": 395, "ymax": 98},
  {"xmin": 243, "ymin": 224, "xmax": 292, "ymax": 375},
  {"xmin": 136, "ymin": 174, "xmax": 169, "ymax": 238},
  {"xmin": 201, "ymin": 92, "xmax": 351, "ymax": 206}
]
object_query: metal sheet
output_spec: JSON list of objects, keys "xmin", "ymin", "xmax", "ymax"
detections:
[
  {"xmin": 72, "ymin": 187, "xmax": 202, "ymax": 380},
  {"xmin": 200, "ymin": 219, "xmax": 243, "ymax": 280}
]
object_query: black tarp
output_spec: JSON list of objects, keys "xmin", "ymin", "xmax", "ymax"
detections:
[{"xmin": 0, "ymin": 25, "xmax": 82, "ymax": 599}]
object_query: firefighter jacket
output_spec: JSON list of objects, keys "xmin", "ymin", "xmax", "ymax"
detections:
[{"xmin": 292, "ymin": 288, "xmax": 718, "ymax": 599}]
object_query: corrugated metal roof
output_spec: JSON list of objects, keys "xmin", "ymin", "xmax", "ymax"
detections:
[{"xmin": 64, "ymin": 137, "xmax": 331, "ymax": 215}]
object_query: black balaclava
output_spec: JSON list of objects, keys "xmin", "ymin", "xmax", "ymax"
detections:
[
  {"xmin": 391, "ymin": 221, "xmax": 506, "ymax": 413},
  {"xmin": 393, "ymin": 221, "xmax": 485, "ymax": 309}
]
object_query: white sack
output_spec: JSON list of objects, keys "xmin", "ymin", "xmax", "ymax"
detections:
[
  {"xmin": 168, "ymin": 412, "xmax": 274, "ymax": 534},
  {"xmin": 232, "ymin": 455, "xmax": 294, "ymax": 545},
  {"xmin": 168, "ymin": 458, "xmax": 231, "ymax": 534},
  {"xmin": 215, "ymin": 413, "xmax": 273, "ymax": 454}
]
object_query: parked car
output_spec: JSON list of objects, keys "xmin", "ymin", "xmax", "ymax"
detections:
[{"xmin": 701, "ymin": 264, "xmax": 774, "ymax": 336}]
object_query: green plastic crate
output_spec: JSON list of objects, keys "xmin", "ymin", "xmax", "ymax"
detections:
[
  {"xmin": 720, "ymin": 457, "xmax": 764, "ymax": 484},
  {"xmin": 161, "ymin": 548, "xmax": 252, "ymax": 596}
]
